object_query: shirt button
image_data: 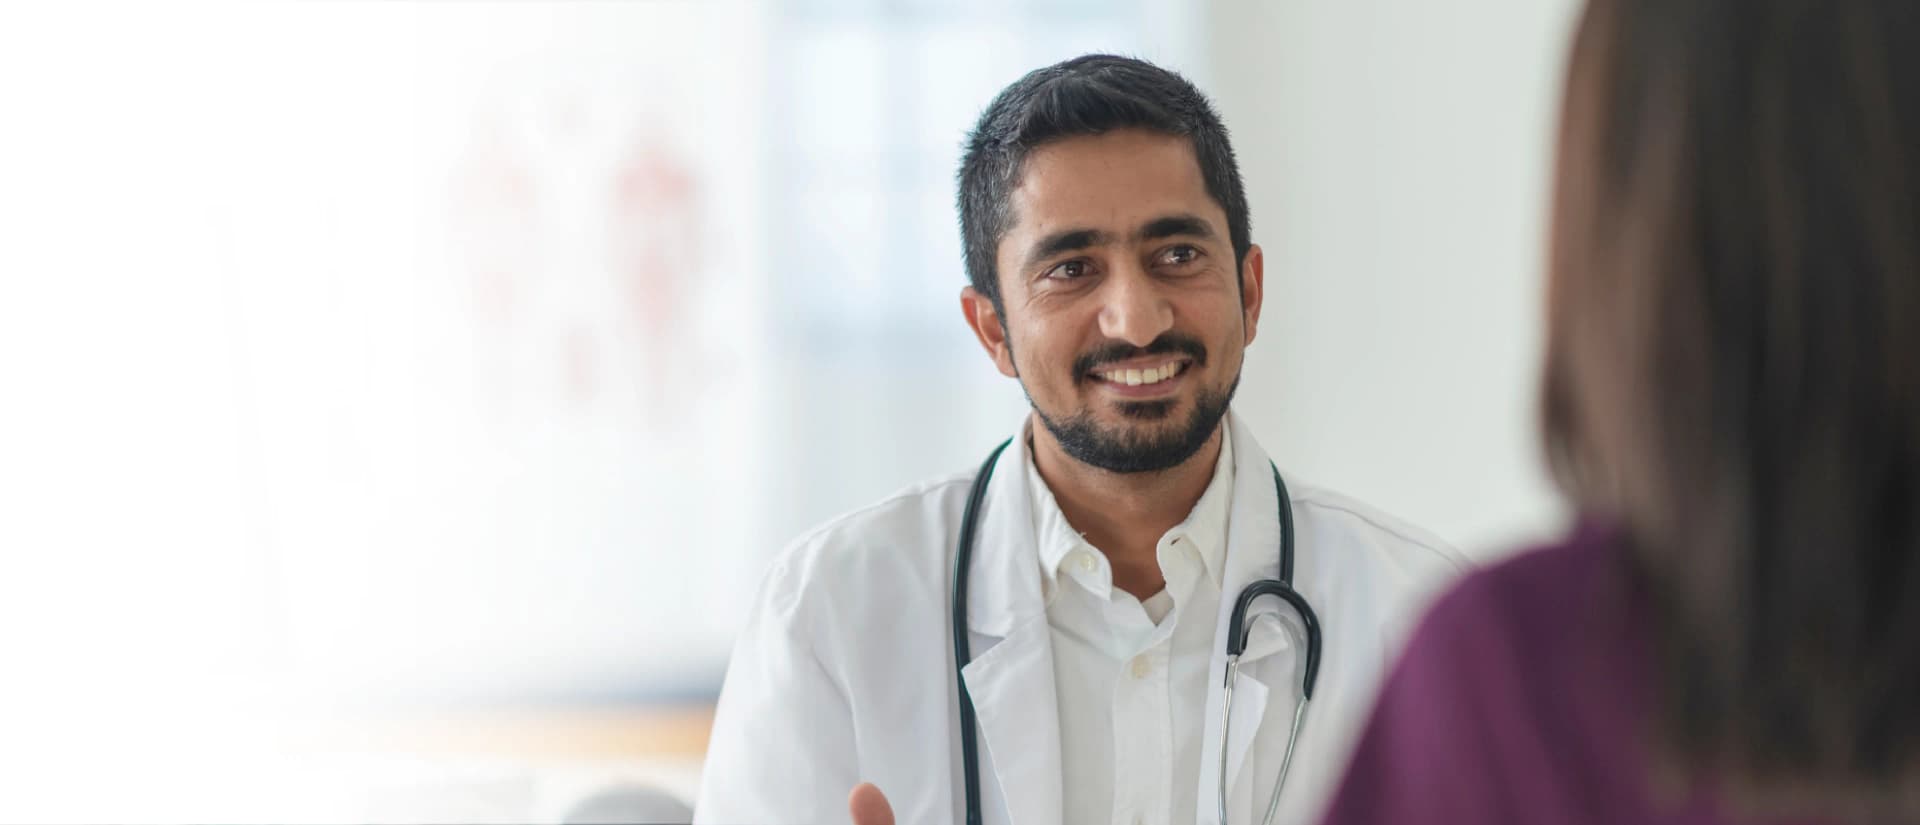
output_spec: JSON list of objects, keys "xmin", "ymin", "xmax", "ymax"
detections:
[
  {"xmin": 1130, "ymin": 655, "xmax": 1153, "ymax": 679},
  {"xmin": 1076, "ymin": 552, "xmax": 1097, "ymax": 572}
]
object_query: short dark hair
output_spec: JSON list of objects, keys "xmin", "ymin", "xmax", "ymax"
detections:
[
  {"xmin": 956, "ymin": 54, "xmax": 1251, "ymax": 309},
  {"xmin": 1542, "ymin": 0, "xmax": 1920, "ymax": 815}
]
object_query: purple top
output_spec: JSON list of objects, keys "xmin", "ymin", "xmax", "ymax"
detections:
[{"xmin": 1318, "ymin": 523, "xmax": 1823, "ymax": 825}]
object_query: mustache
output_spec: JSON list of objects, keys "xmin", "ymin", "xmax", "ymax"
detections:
[{"xmin": 1073, "ymin": 334, "xmax": 1209, "ymax": 377}]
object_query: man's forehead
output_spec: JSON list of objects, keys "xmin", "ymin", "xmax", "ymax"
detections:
[{"xmin": 1006, "ymin": 130, "xmax": 1222, "ymax": 239}]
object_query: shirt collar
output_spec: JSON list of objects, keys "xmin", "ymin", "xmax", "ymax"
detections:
[
  {"xmin": 1173, "ymin": 422, "xmax": 1234, "ymax": 588},
  {"xmin": 1024, "ymin": 419, "xmax": 1237, "ymax": 599},
  {"xmin": 1023, "ymin": 421, "xmax": 1095, "ymax": 600}
]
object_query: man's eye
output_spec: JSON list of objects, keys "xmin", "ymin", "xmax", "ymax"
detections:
[
  {"xmin": 1161, "ymin": 245, "xmax": 1201, "ymax": 266},
  {"xmin": 1046, "ymin": 260, "xmax": 1091, "ymax": 280}
]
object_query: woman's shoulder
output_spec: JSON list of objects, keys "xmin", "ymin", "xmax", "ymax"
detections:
[
  {"xmin": 1395, "ymin": 522, "xmax": 1640, "ymax": 720},
  {"xmin": 1317, "ymin": 522, "xmax": 1644, "ymax": 825},
  {"xmin": 1431, "ymin": 521, "xmax": 1626, "ymax": 648}
]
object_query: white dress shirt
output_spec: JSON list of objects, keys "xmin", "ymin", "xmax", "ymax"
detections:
[{"xmin": 1025, "ymin": 425, "xmax": 1236, "ymax": 825}]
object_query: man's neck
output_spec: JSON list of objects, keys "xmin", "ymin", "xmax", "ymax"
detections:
[{"xmin": 1030, "ymin": 415, "xmax": 1225, "ymax": 601}]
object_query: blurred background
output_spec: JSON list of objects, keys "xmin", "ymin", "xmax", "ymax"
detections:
[{"xmin": 0, "ymin": 0, "xmax": 1577, "ymax": 820}]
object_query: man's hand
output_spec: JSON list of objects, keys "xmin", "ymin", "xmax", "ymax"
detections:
[{"xmin": 848, "ymin": 782, "xmax": 895, "ymax": 825}]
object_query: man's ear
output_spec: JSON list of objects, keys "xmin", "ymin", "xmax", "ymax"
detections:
[
  {"xmin": 960, "ymin": 286, "xmax": 1018, "ymax": 378},
  {"xmin": 1239, "ymin": 243, "xmax": 1265, "ymax": 346}
]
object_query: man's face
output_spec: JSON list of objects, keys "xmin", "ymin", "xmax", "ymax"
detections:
[{"xmin": 963, "ymin": 128, "xmax": 1264, "ymax": 473}]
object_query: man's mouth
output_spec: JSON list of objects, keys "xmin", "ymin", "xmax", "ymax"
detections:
[
  {"xmin": 1089, "ymin": 359, "xmax": 1186, "ymax": 386},
  {"xmin": 1084, "ymin": 357, "xmax": 1191, "ymax": 394}
]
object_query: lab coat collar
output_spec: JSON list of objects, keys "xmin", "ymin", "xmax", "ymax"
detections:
[
  {"xmin": 961, "ymin": 419, "xmax": 1064, "ymax": 825},
  {"xmin": 964, "ymin": 422, "xmax": 1049, "ymax": 638},
  {"xmin": 1218, "ymin": 411, "xmax": 1299, "ymax": 644}
]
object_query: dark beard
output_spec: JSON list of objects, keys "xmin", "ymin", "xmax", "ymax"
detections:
[{"xmin": 1034, "ymin": 374, "xmax": 1239, "ymax": 474}]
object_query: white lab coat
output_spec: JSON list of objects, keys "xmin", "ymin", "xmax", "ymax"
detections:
[{"xmin": 694, "ymin": 412, "xmax": 1467, "ymax": 825}]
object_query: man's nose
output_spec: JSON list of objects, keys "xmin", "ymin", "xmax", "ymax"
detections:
[{"xmin": 1096, "ymin": 264, "xmax": 1173, "ymax": 348}]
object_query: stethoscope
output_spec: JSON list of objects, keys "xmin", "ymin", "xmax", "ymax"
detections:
[{"xmin": 951, "ymin": 438, "xmax": 1324, "ymax": 825}]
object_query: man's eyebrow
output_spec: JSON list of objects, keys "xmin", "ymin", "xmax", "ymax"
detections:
[
  {"xmin": 1136, "ymin": 214, "xmax": 1218, "ymax": 242},
  {"xmin": 1025, "ymin": 228, "xmax": 1113, "ymax": 269}
]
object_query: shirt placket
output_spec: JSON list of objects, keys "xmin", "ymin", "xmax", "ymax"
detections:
[{"xmin": 1111, "ymin": 613, "xmax": 1175, "ymax": 825}]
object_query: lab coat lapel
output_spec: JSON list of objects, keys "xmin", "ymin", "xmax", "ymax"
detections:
[
  {"xmin": 960, "ymin": 428, "xmax": 1063, "ymax": 825},
  {"xmin": 961, "ymin": 615, "xmax": 1062, "ymax": 825},
  {"xmin": 1195, "ymin": 412, "xmax": 1291, "ymax": 825}
]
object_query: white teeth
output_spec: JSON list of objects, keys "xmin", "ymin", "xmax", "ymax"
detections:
[{"xmin": 1099, "ymin": 362, "xmax": 1185, "ymax": 385}]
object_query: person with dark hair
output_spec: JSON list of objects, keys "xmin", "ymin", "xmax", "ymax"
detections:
[
  {"xmin": 696, "ymin": 54, "xmax": 1468, "ymax": 825},
  {"xmin": 1318, "ymin": 2, "xmax": 1920, "ymax": 824}
]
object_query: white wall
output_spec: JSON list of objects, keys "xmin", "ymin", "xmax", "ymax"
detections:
[{"xmin": 1203, "ymin": 0, "xmax": 1585, "ymax": 560}]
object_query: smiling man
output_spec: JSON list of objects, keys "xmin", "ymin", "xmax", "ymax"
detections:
[{"xmin": 694, "ymin": 55, "xmax": 1469, "ymax": 825}]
